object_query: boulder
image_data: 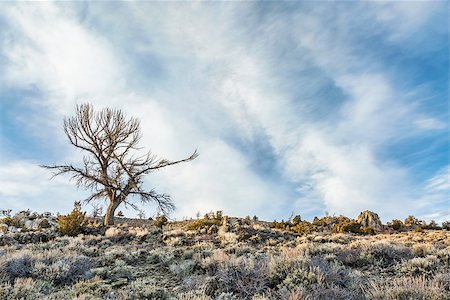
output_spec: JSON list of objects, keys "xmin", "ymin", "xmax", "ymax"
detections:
[
  {"xmin": 356, "ymin": 210, "xmax": 383, "ymax": 231},
  {"xmin": 0, "ymin": 224, "xmax": 8, "ymax": 234},
  {"xmin": 208, "ymin": 225, "xmax": 218, "ymax": 234},
  {"xmin": 105, "ymin": 227, "xmax": 125, "ymax": 238},
  {"xmin": 24, "ymin": 220, "xmax": 39, "ymax": 230},
  {"xmin": 129, "ymin": 227, "xmax": 149, "ymax": 237}
]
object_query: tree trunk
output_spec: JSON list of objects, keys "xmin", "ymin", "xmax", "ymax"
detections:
[{"xmin": 104, "ymin": 201, "xmax": 119, "ymax": 226}]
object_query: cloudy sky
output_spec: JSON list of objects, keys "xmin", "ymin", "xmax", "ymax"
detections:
[{"xmin": 0, "ymin": 2, "xmax": 448, "ymax": 222}]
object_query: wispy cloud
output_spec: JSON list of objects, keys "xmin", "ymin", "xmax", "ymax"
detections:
[{"xmin": 0, "ymin": 2, "xmax": 447, "ymax": 221}]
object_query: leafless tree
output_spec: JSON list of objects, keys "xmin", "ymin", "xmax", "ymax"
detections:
[
  {"xmin": 42, "ymin": 103, "xmax": 198, "ymax": 225},
  {"xmin": 91, "ymin": 202, "xmax": 103, "ymax": 218}
]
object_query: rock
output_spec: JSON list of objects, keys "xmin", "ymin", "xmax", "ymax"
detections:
[
  {"xmin": 228, "ymin": 219, "xmax": 241, "ymax": 228},
  {"xmin": 208, "ymin": 225, "xmax": 218, "ymax": 234},
  {"xmin": 105, "ymin": 227, "xmax": 124, "ymax": 238},
  {"xmin": 24, "ymin": 220, "xmax": 39, "ymax": 230},
  {"xmin": 9, "ymin": 226, "xmax": 19, "ymax": 233},
  {"xmin": 221, "ymin": 216, "xmax": 229, "ymax": 227},
  {"xmin": 129, "ymin": 227, "xmax": 148, "ymax": 237},
  {"xmin": 356, "ymin": 210, "xmax": 383, "ymax": 231},
  {"xmin": 0, "ymin": 224, "xmax": 8, "ymax": 234}
]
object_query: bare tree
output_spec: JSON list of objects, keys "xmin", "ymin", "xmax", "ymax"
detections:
[
  {"xmin": 91, "ymin": 202, "xmax": 103, "ymax": 218},
  {"xmin": 42, "ymin": 103, "xmax": 198, "ymax": 225}
]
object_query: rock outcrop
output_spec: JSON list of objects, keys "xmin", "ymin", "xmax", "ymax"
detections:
[{"xmin": 356, "ymin": 210, "xmax": 383, "ymax": 231}]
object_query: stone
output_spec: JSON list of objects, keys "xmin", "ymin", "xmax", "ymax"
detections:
[
  {"xmin": 105, "ymin": 227, "xmax": 124, "ymax": 238},
  {"xmin": 24, "ymin": 220, "xmax": 39, "ymax": 230},
  {"xmin": 221, "ymin": 216, "xmax": 229, "ymax": 226},
  {"xmin": 129, "ymin": 227, "xmax": 148, "ymax": 237},
  {"xmin": 0, "ymin": 224, "xmax": 8, "ymax": 234},
  {"xmin": 356, "ymin": 210, "xmax": 383, "ymax": 231},
  {"xmin": 208, "ymin": 225, "xmax": 218, "ymax": 234}
]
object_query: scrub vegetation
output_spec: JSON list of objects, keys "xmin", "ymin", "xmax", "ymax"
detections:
[{"xmin": 0, "ymin": 209, "xmax": 449, "ymax": 299}]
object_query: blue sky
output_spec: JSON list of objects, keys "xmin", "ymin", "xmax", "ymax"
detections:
[{"xmin": 0, "ymin": 2, "xmax": 448, "ymax": 222}]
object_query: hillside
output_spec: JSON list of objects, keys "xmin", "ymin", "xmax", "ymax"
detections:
[{"xmin": 0, "ymin": 210, "xmax": 449, "ymax": 299}]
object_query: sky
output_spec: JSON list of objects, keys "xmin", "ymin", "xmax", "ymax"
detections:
[{"xmin": 0, "ymin": 2, "xmax": 448, "ymax": 222}]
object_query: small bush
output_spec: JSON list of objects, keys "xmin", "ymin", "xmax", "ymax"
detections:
[
  {"xmin": 154, "ymin": 215, "xmax": 168, "ymax": 228},
  {"xmin": 0, "ymin": 251, "xmax": 35, "ymax": 282},
  {"xmin": 442, "ymin": 221, "xmax": 450, "ymax": 230},
  {"xmin": 389, "ymin": 219, "xmax": 404, "ymax": 231},
  {"xmin": 57, "ymin": 208, "xmax": 86, "ymax": 236},
  {"xmin": 0, "ymin": 217, "xmax": 20, "ymax": 227},
  {"xmin": 187, "ymin": 218, "xmax": 220, "ymax": 231},
  {"xmin": 333, "ymin": 220, "xmax": 362, "ymax": 234}
]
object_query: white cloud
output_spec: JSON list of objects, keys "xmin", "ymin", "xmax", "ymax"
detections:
[
  {"xmin": 0, "ymin": 161, "xmax": 85, "ymax": 214},
  {"xmin": 0, "ymin": 2, "xmax": 446, "ymax": 222},
  {"xmin": 416, "ymin": 166, "xmax": 450, "ymax": 223},
  {"xmin": 0, "ymin": 3, "xmax": 284, "ymax": 219},
  {"xmin": 1, "ymin": 3, "xmax": 124, "ymax": 109},
  {"xmin": 414, "ymin": 118, "xmax": 447, "ymax": 131}
]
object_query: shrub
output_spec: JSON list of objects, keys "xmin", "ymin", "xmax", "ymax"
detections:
[
  {"xmin": 291, "ymin": 221, "xmax": 315, "ymax": 234},
  {"xmin": 422, "ymin": 220, "xmax": 439, "ymax": 230},
  {"xmin": 292, "ymin": 215, "xmax": 302, "ymax": 225},
  {"xmin": 442, "ymin": 221, "xmax": 450, "ymax": 230},
  {"xmin": 404, "ymin": 215, "xmax": 421, "ymax": 227},
  {"xmin": 0, "ymin": 251, "xmax": 35, "ymax": 282},
  {"xmin": 0, "ymin": 217, "xmax": 20, "ymax": 227},
  {"xmin": 33, "ymin": 255, "xmax": 94, "ymax": 285},
  {"xmin": 389, "ymin": 219, "xmax": 404, "ymax": 231},
  {"xmin": 333, "ymin": 220, "xmax": 362, "ymax": 234},
  {"xmin": 361, "ymin": 226, "xmax": 375, "ymax": 235},
  {"xmin": 57, "ymin": 208, "xmax": 86, "ymax": 236},
  {"xmin": 187, "ymin": 218, "xmax": 220, "ymax": 231},
  {"xmin": 217, "ymin": 259, "xmax": 269, "ymax": 298},
  {"xmin": 154, "ymin": 215, "xmax": 168, "ymax": 228}
]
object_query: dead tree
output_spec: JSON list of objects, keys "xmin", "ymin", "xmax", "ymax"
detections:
[{"xmin": 42, "ymin": 103, "xmax": 198, "ymax": 225}]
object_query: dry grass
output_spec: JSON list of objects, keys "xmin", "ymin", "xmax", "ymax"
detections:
[{"xmin": 0, "ymin": 221, "xmax": 448, "ymax": 299}]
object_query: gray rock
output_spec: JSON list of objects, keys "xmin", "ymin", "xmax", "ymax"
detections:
[
  {"xmin": 208, "ymin": 224, "xmax": 218, "ymax": 234},
  {"xmin": 356, "ymin": 210, "xmax": 383, "ymax": 231},
  {"xmin": 24, "ymin": 220, "xmax": 39, "ymax": 230}
]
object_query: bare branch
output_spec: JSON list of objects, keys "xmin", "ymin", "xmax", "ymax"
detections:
[{"xmin": 41, "ymin": 103, "xmax": 197, "ymax": 225}]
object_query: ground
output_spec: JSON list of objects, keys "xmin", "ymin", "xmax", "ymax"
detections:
[{"xmin": 0, "ymin": 217, "xmax": 449, "ymax": 300}]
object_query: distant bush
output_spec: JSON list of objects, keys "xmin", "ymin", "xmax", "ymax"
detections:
[
  {"xmin": 333, "ymin": 220, "xmax": 362, "ymax": 234},
  {"xmin": 442, "ymin": 221, "xmax": 450, "ymax": 230},
  {"xmin": 292, "ymin": 221, "xmax": 315, "ymax": 234},
  {"xmin": 389, "ymin": 219, "xmax": 404, "ymax": 231},
  {"xmin": 421, "ymin": 220, "xmax": 439, "ymax": 230},
  {"xmin": 187, "ymin": 218, "xmax": 220, "ymax": 231},
  {"xmin": 154, "ymin": 215, "xmax": 168, "ymax": 228},
  {"xmin": 0, "ymin": 217, "xmax": 20, "ymax": 227},
  {"xmin": 57, "ymin": 208, "xmax": 86, "ymax": 236},
  {"xmin": 404, "ymin": 215, "xmax": 422, "ymax": 227},
  {"xmin": 292, "ymin": 215, "xmax": 301, "ymax": 225}
]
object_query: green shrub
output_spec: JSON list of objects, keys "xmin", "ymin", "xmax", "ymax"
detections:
[
  {"xmin": 292, "ymin": 221, "xmax": 315, "ymax": 234},
  {"xmin": 292, "ymin": 215, "xmax": 302, "ymax": 225},
  {"xmin": 187, "ymin": 218, "xmax": 219, "ymax": 231},
  {"xmin": 0, "ymin": 217, "xmax": 20, "ymax": 227},
  {"xmin": 361, "ymin": 226, "xmax": 375, "ymax": 235},
  {"xmin": 390, "ymin": 219, "xmax": 404, "ymax": 231},
  {"xmin": 333, "ymin": 220, "xmax": 362, "ymax": 234},
  {"xmin": 57, "ymin": 208, "xmax": 86, "ymax": 236}
]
